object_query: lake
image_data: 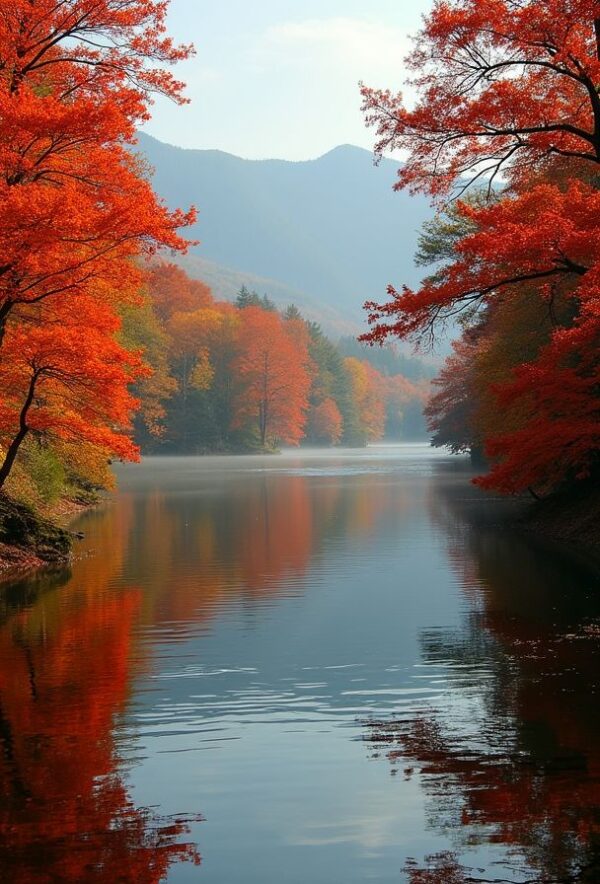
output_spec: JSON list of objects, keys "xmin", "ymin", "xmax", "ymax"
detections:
[{"xmin": 1, "ymin": 445, "xmax": 599, "ymax": 883}]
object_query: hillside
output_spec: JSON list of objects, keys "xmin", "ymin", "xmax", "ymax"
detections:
[
  {"xmin": 170, "ymin": 253, "xmax": 362, "ymax": 338},
  {"xmin": 136, "ymin": 134, "xmax": 433, "ymax": 334}
]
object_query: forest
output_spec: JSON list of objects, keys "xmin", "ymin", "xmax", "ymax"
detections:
[
  {"xmin": 0, "ymin": 1, "xmax": 429, "ymax": 566},
  {"xmin": 129, "ymin": 265, "xmax": 430, "ymax": 455}
]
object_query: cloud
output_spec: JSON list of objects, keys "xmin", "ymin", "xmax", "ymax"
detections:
[
  {"xmin": 144, "ymin": 13, "xmax": 414, "ymax": 159},
  {"xmin": 289, "ymin": 783, "xmax": 423, "ymax": 852},
  {"xmin": 261, "ymin": 17, "xmax": 410, "ymax": 84}
]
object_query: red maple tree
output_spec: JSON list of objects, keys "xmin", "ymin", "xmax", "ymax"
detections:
[
  {"xmin": 361, "ymin": 1, "xmax": 600, "ymax": 493},
  {"xmin": 0, "ymin": 0, "xmax": 195, "ymax": 485}
]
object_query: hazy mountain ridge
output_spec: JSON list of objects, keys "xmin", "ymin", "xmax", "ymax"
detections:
[
  {"xmin": 137, "ymin": 133, "xmax": 433, "ymax": 336},
  {"xmin": 170, "ymin": 253, "xmax": 363, "ymax": 338}
]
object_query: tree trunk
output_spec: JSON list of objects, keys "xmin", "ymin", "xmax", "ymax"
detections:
[
  {"xmin": 0, "ymin": 300, "xmax": 13, "ymax": 351},
  {"xmin": 0, "ymin": 370, "xmax": 38, "ymax": 489},
  {"xmin": 259, "ymin": 402, "xmax": 267, "ymax": 448},
  {"xmin": 260, "ymin": 352, "xmax": 269, "ymax": 448}
]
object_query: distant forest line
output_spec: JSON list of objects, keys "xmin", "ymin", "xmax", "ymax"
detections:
[{"xmin": 128, "ymin": 264, "xmax": 432, "ymax": 455}]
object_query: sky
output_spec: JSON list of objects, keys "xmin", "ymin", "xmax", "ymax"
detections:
[{"xmin": 142, "ymin": 0, "xmax": 433, "ymax": 161}]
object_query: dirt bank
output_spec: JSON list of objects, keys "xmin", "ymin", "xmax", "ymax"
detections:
[{"xmin": 0, "ymin": 494, "xmax": 88, "ymax": 580}]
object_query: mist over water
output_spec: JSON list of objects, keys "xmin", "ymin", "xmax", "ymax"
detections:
[{"xmin": 0, "ymin": 445, "xmax": 598, "ymax": 882}]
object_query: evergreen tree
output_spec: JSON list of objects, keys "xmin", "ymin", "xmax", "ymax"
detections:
[
  {"xmin": 236, "ymin": 286, "xmax": 277, "ymax": 312},
  {"xmin": 284, "ymin": 304, "xmax": 303, "ymax": 322}
]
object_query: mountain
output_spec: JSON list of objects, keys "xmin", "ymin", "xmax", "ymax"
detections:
[{"xmin": 136, "ymin": 133, "xmax": 434, "ymax": 337}]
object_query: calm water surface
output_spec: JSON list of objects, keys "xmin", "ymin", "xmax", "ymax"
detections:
[{"xmin": 1, "ymin": 446, "xmax": 600, "ymax": 882}]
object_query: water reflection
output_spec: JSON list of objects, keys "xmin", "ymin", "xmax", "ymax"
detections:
[
  {"xmin": 0, "ymin": 448, "xmax": 598, "ymax": 882},
  {"xmin": 0, "ymin": 569, "xmax": 201, "ymax": 882},
  {"xmin": 0, "ymin": 450, "xmax": 422, "ymax": 882},
  {"xmin": 111, "ymin": 453, "xmax": 418, "ymax": 626},
  {"xmin": 368, "ymin": 467, "xmax": 600, "ymax": 882}
]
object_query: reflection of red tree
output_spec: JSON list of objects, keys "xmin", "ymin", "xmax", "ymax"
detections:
[
  {"xmin": 404, "ymin": 852, "xmax": 468, "ymax": 884},
  {"xmin": 124, "ymin": 475, "xmax": 320, "ymax": 623},
  {"xmin": 121, "ymin": 469, "xmax": 415, "ymax": 629},
  {"xmin": 0, "ymin": 458, "xmax": 424, "ymax": 879},
  {"xmin": 237, "ymin": 477, "xmax": 314, "ymax": 592},
  {"xmin": 0, "ymin": 582, "xmax": 201, "ymax": 881},
  {"xmin": 367, "ymin": 492, "xmax": 600, "ymax": 883}
]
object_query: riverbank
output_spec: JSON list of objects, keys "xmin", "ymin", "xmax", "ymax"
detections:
[
  {"xmin": 521, "ymin": 483, "xmax": 600, "ymax": 559},
  {"xmin": 0, "ymin": 494, "xmax": 89, "ymax": 579}
]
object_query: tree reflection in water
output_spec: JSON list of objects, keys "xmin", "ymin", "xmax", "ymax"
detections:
[
  {"xmin": 366, "ymin": 470, "xmax": 600, "ymax": 883},
  {"xmin": 0, "ymin": 462, "xmax": 407, "ymax": 881},
  {"xmin": 0, "ymin": 544, "xmax": 202, "ymax": 882},
  {"xmin": 6, "ymin": 455, "xmax": 600, "ymax": 881}
]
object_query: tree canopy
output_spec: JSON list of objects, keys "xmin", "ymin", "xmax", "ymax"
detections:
[{"xmin": 361, "ymin": 0, "xmax": 600, "ymax": 495}]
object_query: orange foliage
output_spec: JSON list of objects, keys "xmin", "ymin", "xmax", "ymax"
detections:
[
  {"xmin": 0, "ymin": 295, "xmax": 146, "ymax": 487},
  {"xmin": 0, "ymin": 577, "xmax": 201, "ymax": 881},
  {"xmin": 425, "ymin": 336, "xmax": 481, "ymax": 455},
  {"xmin": 0, "ymin": 0, "xmax": 196, "ymax": 333},
  {"xmin": 309, "ymin": 398, "xmax": 344, "ymax": 446},
  {"xmin": 0, "ymin": 0, "xmax": 194, "ymax": 486},
  {"xmin": 130, "ymin": 263, "xmax": 429, "ymax": 452},
  {"xmin": 360, "ymin": 1, "xmax": 600, "ymax": 198},
  {"xmin": 148, "ymin": 263, "xmax": 213, "ymax": 322},
  {"xmin": 343, "ymin": 358, "xmax": 386, "ymax": 442},
  {"xmin": 233, "ymin": 307, "xmax": 312, "ymax": 447}
]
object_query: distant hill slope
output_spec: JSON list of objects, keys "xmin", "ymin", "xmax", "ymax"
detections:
[
  {"xmin": 136, "ymin": 133, "xmax": 433, "ymax": 331},
  {"xmin": 170, "ymin": 253, "xmax": 362, "ymax": 339}
]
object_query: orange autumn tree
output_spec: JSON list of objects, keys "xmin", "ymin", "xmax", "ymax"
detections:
[
  {"xmin": 166, "ymin": 306, "xmax": 226, "ymax": 449},
  {"xmin": 143, "ymin": 264, "xmax": 244, "ymax": 452},
  {"xmin": 361, "ymin": 1, "xmax": 600, "ymax": 197},
  {"xmin": 361, "ymin": 0, "xmax": 600, "ymax": 494},
  {"xmin": 131, "ymin": 265, "xmax": 429, "ymax": 453},
  {"xmin": 344, "ymin": 358, "xmax": 386, "ymax": 443},
  {"xmin": 167, "ymin": 307, "xmax": 224, "ymax": 396},
  {"xmin": 128, "ymin": 264, "xmax": 217, "ymax": 446},
  {"xmin": 233, "ymin": 307, "xmax": 312, "ymax": 448},
  {"xmin": 147, "ymin": 263, "xmax": 213, "ymax": 323},
  {"xmin": 309, "ymin": 399, "xmax": 344, "ymax": 446},
  {"xmin": 0, "ymin": 0, "xmax": 195, "ymax": 339},
  {"xmin": 0, "ymin": 295, "xmax": 144, "ymax": 489},
  {"xmin": 0, "ymin": 0, "xmax": 195, "ymax": 488},
  {"xmin": 120, "ymin": 293, "xmax": 177, "ymax": 441},
  {"xmin": 198, "ymin": 304, "xmax": 242, "ymax": 450},
  {"xmin": 425, "ymin": 335, "xmax": 484, "ymax": 460}
]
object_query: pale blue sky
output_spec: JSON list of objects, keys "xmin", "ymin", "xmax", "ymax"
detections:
[{"xmin": 143, "ymin": 0, "xmax": 433, "ymax": 160}]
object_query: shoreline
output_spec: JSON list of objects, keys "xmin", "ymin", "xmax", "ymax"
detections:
[
  {"xmin": 519, "ymin": 484, "xmax": 600, "ymax": 563},
  {"xmin": 0, "ymin": 495, "xmax": 95, "ymax": 584}
]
